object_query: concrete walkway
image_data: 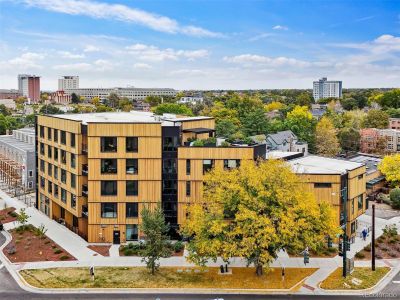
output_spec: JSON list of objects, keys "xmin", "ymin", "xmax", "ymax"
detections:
[{"xmin": 109, "ymin": 245, "xmax": 120, "ymax": 257}]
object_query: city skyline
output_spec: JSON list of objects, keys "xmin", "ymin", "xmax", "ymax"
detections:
[{"xmin": 0, "ymin": 0, "xmax": 399, "ymax": 90}]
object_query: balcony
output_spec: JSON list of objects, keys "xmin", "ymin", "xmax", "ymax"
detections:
[
  {"xmin": 82, "ymin": 205, "xmax": 88, "ymax": 218},
  {"xmin": 82, "ymin": 164, "xmax": 88, "ymax": 176},
  {"xmin": 82, "ymin": 184, "xmax": 88, "ymax": 197},
  {"xmin": 82, "ymin": 144, "xmax": 88, "ymax": 154}
]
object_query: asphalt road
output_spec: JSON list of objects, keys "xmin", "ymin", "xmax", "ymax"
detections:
[{"xmin": 0, "ymin": 232, "xmax": 399, "ymax": 300}]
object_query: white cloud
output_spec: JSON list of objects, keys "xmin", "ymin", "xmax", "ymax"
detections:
[
  {"xmin": 58, "ymin": 50, "xmax": 85, "ymax": 59},
  {"xmin": 272, "ymin": 25, "xmax": 288, "ymax": 30},
  {"xmin": 84, "ymin": 45, "xmax": 100, "ymax": 52},
  {"xmin": 93, "ymin": 59, "xmax": 115, "ymax": 71},
  {"xmin": 22, "ymin": 0, "xmax": 223, "ymax": 37},
  {"xmin": 52, "ymin": 62, "xmax": 91, "ymax": 71},
  {"xmin": 8, "ymin": 52, "xmax": 45, "ymax": 68},
  {"xmin": 170, "ymin": 69, "xmax": 208, "ymax": 76},
  {"xmin": 133, "ymin": 63, "xmax": 152, "ymax": 69},
  {"xmin": 125, "ymin": 43, "xmax": 209, "ymax": 62},
  {"xmin": 223, "ymin": 54, "xmax": 310, "ymax": 67},
  {"xmin": 248, "ymin": 33, "xmax": 275, "ymax": 42}
]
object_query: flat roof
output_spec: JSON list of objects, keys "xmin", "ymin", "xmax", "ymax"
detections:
[
  {"xmin": 346, "ymin": 153, "xmax": 382, "ymax": 174},
  {"xmin": 0, "ymin": 135, "xmax": 35, "ymax": 152},
  {"xmin": 288, "ymin": 155, "xmax": 363, "ymax": 174},
  {"xmin": 48, "ymin": 111, "xmax": 212, "ymax": 126},
  {"xmin": 266, "ymin": 151, "xmax": 303, "ymax": 159}
]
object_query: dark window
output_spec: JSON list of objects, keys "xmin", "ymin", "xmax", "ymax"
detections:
[
  {"xmin": 61, "ymin": 169, "xmax": 67, "ymax": 184},
  {"xmin": 101, "ymin": 203, "xmax": 117, "ymax": 218},
  {"xmin": 224, "ymin": 159, "xmax": 240, "ymax": 170},
  {"xmin": 126, "ymin": 203, "xmax": 138, "ymax": 218},
  {"xmin": 126, "ymin": 159, "xmax": 138, "ymax": 174},
  {"xmin": 71, "ymin": 154, "xmax": 76, "ymax": 168},
  {"xmin": 352, "ymin": 199, "xmax": 355, "ymax": 214},
  {"xmin": 61, "ymin": 188, "xmax": 67, "ymax": 203},
  {"xmin": 101, "ymin": 181, "xmax": 118, "ymax": 196},
  {"xmin": 203, "ymin": 159, "xmax": 214, "ymax": 174},
  {"xmin": 54, "ymin": 148, "xmax": 58, "ymax": 161},
  {"xmin": 71, "ymin": 174, "xmax": 76, "ymax": 189},
  {"xmin": 39, "ymin": 126, "xmax": 44, "ymax": 138},
  {"xmin": 47, "ymin": 127, "xmax": 52, "ymax": 140},
  {"xmin": 126, "ymin": 137, "xmax": 138, "ymax": 152},
  {"xmin": 126, "ymin": 180, "xmax": 138, "ymax": 196},
  {"xmin": 351, "ymin": 221, "xmax": 356, "ymax": 234},
  {"xmin": 40, "ymin": 176, "xmax": 45, "ymax": 188},
  {"xmin": 61, "ymin": 150, "xmax": 66, "ymax": 164},
  {"xmin": 48, "ymin": 180, "xmax": 52, "ymax": 194},
  {"xmin": 47, "ymin": 163, "xmax": 52, "ymax": 176},
  {"xmin": 186, "ymin": 159, "xmax": 191, "ymax": 175},
  {"xmin": 101, "ymin": 137, "xmax": 117, "ymax": 152},
  {"xmin": 162, "ymin": 180, "xmax": 177, "ymax": 194},
  {"xmin": 163, "ymin": 136, "xmax": 178, "ymax": 151},
  {"xmin": 186, "ymin": 181, "xmax": 191, "ymax": 196},
  {"xmin": 358, "ymin": 174, "xmax": 363, "ymax": 180},
  {"xmin": 54, "ymin": 129, "xmax": 58, "ymax": 142},
  {"xmin": 47, "ymin": 145, "xmax": 52, "ymax": 158},
  {"xmin": 54, "ymin": 166, "xmax": 58, "ymax": 180},
  {"xmin": 101, "ymin": 159, "xmax": 118, "ymax": 174},
  {"xmin": 71, "ymin": 195, "xmax": 76, "ymax": 208},
  {"xmin": 40, "ymin": 142, "xmax": 45, "ymax": 155},
  {"xmin": 54, "ymin": 184, "xmax": 59, "ymax": 198},
  {"xmin": 126, "ymin": 224, "xmax": 138, "ymax": 241},
  {"xmin": 358, "ymin": 195, "xmax": 363, "ymax": 210},
  {"xmin": 61, "ymin": 131, "xmax": 66, "ymax": 145},
  {"xmin": 314, "ymin": 183, "xmax": 332, "ymax": 188},
  {"xmin": 70, "ymin": 133, "xmax": 76, "ymax": 148},
  {"xmin": 40, "ymin": 159, "xmax": 45, "ymax": 172},
  {"xmin": 162, "ymin": 159, "xmax": 176, "ymax": 174}
]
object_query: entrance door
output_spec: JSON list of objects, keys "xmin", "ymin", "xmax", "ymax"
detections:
[{"xmin": 113, "ymin": 230, "xmax": 120, "ymax": 244}]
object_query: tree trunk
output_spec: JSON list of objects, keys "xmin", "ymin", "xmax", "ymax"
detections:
[{"xmin": 256, "ymin": 264, "xmax": 263, "ymax": 276}]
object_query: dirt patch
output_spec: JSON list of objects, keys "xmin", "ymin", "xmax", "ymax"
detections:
[
  {"xmin": 3, "ymin": 225, "xmax": 76, "ymax": 262},
  {"xmin": 0, "ymin": 207, "xmax": 18, "ymax": 224},
  {"xmin": 87, "ymin": 245, "xmax": 111, "ymax": 257}
]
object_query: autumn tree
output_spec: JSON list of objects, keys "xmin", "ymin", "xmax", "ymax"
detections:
[
  {"xmin": 378, "ymin": 154, "xmax": 400, "ymax": 187},
  {"xmin": 107, "ymin": 93, "xmax": 120, "ymax": 108},
  {"xmin": 362, "ymin": 109, "xmax": 389, "ymax": 129},
  {"xmin": 182, "ymin": 160, "xmax": 340, "ymax": 276},
  {"xmin": 315, "ymin": 117, "xmax": 340, "ymax": 157},
  {"xmin": 338, "ymin": 128, "xmax": 360, "ymax": 153},
  {"xmin": 265, "ymin": 101, "xmax": 284, "ymax": 112},
  {"xmin": 154, "ymin": 103, "xmax": 193, "ymax": 116}
]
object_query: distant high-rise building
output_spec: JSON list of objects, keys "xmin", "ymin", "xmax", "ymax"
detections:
[
  {"xmin": 58, "ymin": 76, "xmax": 79, "ymax": 90},
  {"xmin": 17, "ymin": 74, "xmax": 40, "ymax": 103},
  {"xmin": 313, "ymin": 77, "xmax": 342, "ymax": 101}
]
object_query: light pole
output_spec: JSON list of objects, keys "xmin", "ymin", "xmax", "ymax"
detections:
[
  {"xmin": 372, "ymin": 204, "xmax": 375, "ymax": 271},
  {"xmin": 341, "ymin": 185, "xmax": 348, "ymax": 278}
]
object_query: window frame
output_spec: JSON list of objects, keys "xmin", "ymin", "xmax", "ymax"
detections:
[
  {"xmin": 101, "ymin": 202, "xmax": 117, "ymax": 218},
  {"xmin": 101, "ymin": 137, "xmax": 118, "ymax": 152},
  {"xmin": 101, "ymin": 180, "xmax": 118, "ymax": 196},
  {"xmin": 126, "ymin": 137, "xmax": 138, "ymax": 153},
  {"xmin": 126, "ymin": 180, "xmax": 139, "ymax": 196},
  {"xmin": 126, "ymin": 202, "xmax": 139, "ymax": 218}
]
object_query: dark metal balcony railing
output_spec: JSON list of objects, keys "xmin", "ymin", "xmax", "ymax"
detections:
[
  {"xmin": 82, "ymin": 205, "xmax": 88, "ymax": 218},
  {"xmin": 82, "ymin": 184, "xmax": 88, "ymax": 197},
  {"xmin": 82, "ymin": 164, "xmax": 88, "ymax": 176}
]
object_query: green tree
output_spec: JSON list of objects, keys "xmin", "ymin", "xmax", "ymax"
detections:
[
  {"xmin": 378, "ymin": 89, "xmax": 400, "ymax": 109},
  {"xmin": 389, "ymin": 188, "xmax": 400, "ymax": 209},
  {"xmin": 338, "ymin": 128, "xmax": 360, "ymax": 152},
  {"xmin": 39, "ymin": 105, "xmax": 64, "ymax": 115},
  {"xmin": 107, "ymin": 93, "xmax": 120, "ymax": 108},
  {"xmin": 118, "ymin": 97, "xmax": 133, "ymax": 112},
  {"xmin": 215, "ymin": 119, "xmax": 238, "ymax": 138},
  {"xmin": 362, "ymin": 109, "xmax": 389, "ymax": 129},
  {"xmin": 71, "ymin": 93, "xmax": 80, "ymax": 104},
  {"xmin": 95, "ymin": 105, "xmax": 114, "ymax": 112},
  {"xmin": 386, "ymin": 108, "xmax": 400, "ymax": 118},
  {"xmin": 154, "ymin": 103, "xmax": 193, "ymax": 116},
  {"xmin": 182, "ymin": 160, "xmax": 340, "ymax": 276},
  {"xmin": 17, "ymin": 208, "xmax": 29, "ymax": 229},
  {"xmin": 296, "ymin": 92, "xmax": 313, "ymax": 107},
  {"xmin": 145, "ymin": 95, "xmax": 162, "ymax": 107},
  {"xmin": 340, "ymin": 97, "xmax": 358, "ymax": 110},
  {"xmin": 140, "ymin": 206, "xmax": 172, "ymax": 275},
  {"xmin": 24, "ymin": 114, "xmax": 36, "ymax": 127},
  {"xmin": 241, "ymin": 108, "xmax": 269, "ymax": 136},
  {"xmin": 0, "ymin": 104, "xmax": 11, "ymax": 116},
  {"xmin": 0, "ymin": 115, "xmax": 7, "ymax": 135}
]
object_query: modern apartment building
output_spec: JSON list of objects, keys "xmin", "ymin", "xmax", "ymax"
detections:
[
  {"xmin": 58, "ymin": 76, "xmax": 79, "ymax": 90},
  {"xmin": 63, "ymin": 87, "xmax": 177, "ymax": 101},
  {"xmin": 288, "ymin": 155, "xmax": 367, "ymax": 239},
  {"xmin": 360, "ymin": 128, "xmax": 400, "ymax": 153},
  {"xmin": 17, "ymin": 74, "xmax": 41, "ymax": 103},
  {"xmin": 36, "ymin": 112, "xmax": 265, "ymax": 243},
  {"xmin": 313, "ymin": 77, "xmax": 342, "ymax": 101}
]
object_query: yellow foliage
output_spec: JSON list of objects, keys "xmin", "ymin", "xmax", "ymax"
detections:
[
  {"xmin": 287, "ymin": 105, "xmax": 312, "ymax": 121},
  {"xmin": 378, "ymin": 154, "xmax": 400, "ymax": 186},
  {"xmin": 315, "ymin": 117, "xmax": 340, "ymax": 157},
  {"xmin": 265, "ymin": 101, "xmax": 284, "ymax": 112}
]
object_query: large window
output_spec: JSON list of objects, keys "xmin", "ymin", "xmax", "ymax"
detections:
[
  {"xmin": 202, "ymin": 159, "xmax": 214, "ymax": 174},
  {"xmin": 48, "ymin": 180, "xmax": 52, "ymax": 194},
  {"xmin": 70, "ymin": 133, "xmax": 76, "ymax": 148},
  {"xmin": 54, "ymin": 166, "xmax": 58, "ymax": 180},
  {"xmin": 126, "ymin": 159, "xmax": 138, "ymax": 174},
  {"xmin": 163, "ymin": 136, "xmax": 178, "ymax": 151},
  {"xmin": 186, "ymin": 159, "xmax": 191, "ymax": 175},
  {"xmin": 61, "ymin": 169, "xmax": 67, "ymax": 184},
  {"xmin": 358, "ymin": 195, "xmax": 363, "ymax": 210},
  {"xmin": 61, "ymin": 188, "xmax": 67, "ymax": 203},
  {"xmin": 186, "ymin": 181, "xmax": 191, "ymax": 196},
  {"xmin": 224, "ymin": 159, "xmax": 240, "ymax": 170},
  {"xmin": 101, "ymin": 203, "xmax": 117, "ymax": 218},
  {"xmin": 101, "ymin": 180, "xmax": 118, "ymax": 196},
  {"xmin": 126, "ymin": 137, "xmax": 138, "ymax": 152},
  {"xmin": 61, "ymin": 150, "xmax": 66, "ymax": 164},
  {"xmin": 71, "ymin": 174, "xmax": 76, "ymax": 189},
  {"xmin": 71, "ymin": 195, "xmax": 76, "ymax": 208},
  {"xmin": 71, "ymin": 154, "xmax": 76, "ymax": 168},
  {"xmin": 47, "ymin": 145, "xmax": 52, "ymax": 159},
  {"xmin": 54, "ymin": 184, "xmax": 59, "ymax": 198},
  {"xmin": 54, "ymin": 129, "xmax": 58, "ymax": 142},
  {"xmin": 40, "ymin": 159, "xmax": 45, "ymax": 172},
  {"xmin": 54, "ymin": 148, "xmax": 58, "ymax": 161},
  {"xmin": 162, "ymin": 159, "xmax": 176, "ymax": 174},
  {"xmin": 39, "ymin": 126, "xmax": 44, "ymax": 138},
  {"xmin": 126, "ymin": 180, "xmax": 138, "ymax": 196},
  {"xmin": 47, "ymin": 163, "xmax": 52, "ymax": 176},
  {"xmin": 101, "ymin": 137, "xmax": 117, "ymax": 152},
  {"xmin": 126, "ymin": 203, "xmax": 138, "ymax": 218},
  {"xmin": 314, "ymin": 183, "xmax": 332, "ymax": 188},
  {"xmin": 126, "ymin": 224, "xmax": 138, "ymax": 241},
  {"xmin": 101, "ymin": 159, "xmax": 118, "ymax": 174},
  {"xmin": 61, "ymin": 130, "xmax": 66, "ymax": 145},
  {"xmin": 40, "ymin": 143, "xmax": 45, "ymax": 155},
  {"xmin": 40, "ymin": 176, "xmax": 45, "ymax": 188},
  {"xmin": 47, "ymin": 127, "xmax": 52, "ymax": 140}
]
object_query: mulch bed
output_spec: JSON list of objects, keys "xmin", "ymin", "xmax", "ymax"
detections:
[
  {"xmin": 0, "ymin": 207, "xmax": 18, "ymax": 224},
  {"xmin": 87, "ymin": 245, "xmax": 111, "ymax": 257},
  {"xmin": 355, "ymin": 234, "xmax": 400, "ymax": 260},
  {"xmin": 3, "ymin": 225, "xmax": 76, "ymax": 262}
]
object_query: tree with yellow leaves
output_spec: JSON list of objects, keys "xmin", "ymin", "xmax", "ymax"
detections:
[
  {"xmin": 265, "ymin": 101, "xmax": 284, "ymax": 112},
  {"xmin": 315, "ymin": 116, "xmax": 340, "ymax": 157},
  {"xmin": 181, "ymin": 159, "xmax": 340, "ymax": 276},
  {"xmin": 378, "ymin": 154, "xmax": 400, "ymax": 187}
]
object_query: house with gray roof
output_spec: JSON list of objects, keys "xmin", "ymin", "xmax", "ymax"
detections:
[{"xmin": 266, "ymin": 130, "xmax": 308, "ymax": 155}]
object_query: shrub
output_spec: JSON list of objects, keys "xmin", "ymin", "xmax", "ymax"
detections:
[
  {"xmin": 381, "ymin": 246, "xmax": 389, "ymax": 252},
  {"xmin": 375, "ymin": 252, "xmax": 383, "ymax": 259},
  {"xmin": 377, "ymin": 236, "xmax": 385, "ymax": 243},
  {"xmin": 355, "ymin": 252, "xmax": 365, "ymax": 259},
  {"xmin": 192, "ymin": 140, "xmax": 205, "ymax": 147},
  {"xmin": 364, "ymin": 244, "xmax": 371, "ymax": 252},
  {"xmin": 389, "ymin": 188, "xmax": 400, "ymax": 209},
  {"xmin": 8, "ymin": 211, "xmax": 17, "ymax": 218},
  {"xmin": 383, "ymin": 225, "xmax": 398, "ymax": 237},
  {"xmin": 389, "ymin": 250, "xmax": 398, "ymax": 258},
  {"xmin": 389, "ymin": 238, "xmax": 398, "ymax": 244},
  {"xmin": 7, "ymin": 246, "xmax": 16, "ymax": 255},
  {"xmin": 174, "ymin": 241, "xmax": 184, "ymax": 253},
  {"xmin": 53, "ymin": 248, "xmax": 62, "ymax": 254},
  {"xmin": 123, "ymin": 248, "xmax": 134, "ymax": 256},
  {"xmin": 59, "ymin": 255, "xmax": 69, "ymax": 261},
  {"xmin": 327, "ymin": 247, "xmax": 337, "ymax": 253}
]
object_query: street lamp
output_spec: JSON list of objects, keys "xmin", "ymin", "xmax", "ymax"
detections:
[{"xmin": 341, "ymin": 185, "xmax": 348, "ymax": 278}]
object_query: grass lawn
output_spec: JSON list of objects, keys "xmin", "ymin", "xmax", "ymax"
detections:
[
  {"xmin": 20, "ymin": 267, "xmax": 317, "ymax": 289},
  {"xmin": 320, "ymin": 267, "xmax": 390, "ymax": 290}
]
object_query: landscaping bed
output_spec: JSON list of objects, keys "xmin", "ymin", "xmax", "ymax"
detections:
[
  {"xmin": 0, "ymin": 207, "xmax": 18, "ymax": 223},
  {"xmin": 20, "ymin": 266, "xmax": 317, "ymax": 289},
  {"xmin": 87, "ymin": 245, "xmax": 111, "ymax": 257},
  {"xmin": 320, "ymin": 267, "xmax": 390, "ymax": 290},
  {"xmin": 355, "ymin": 225, "xmax": 400, "ymax": 260},
  {"xmin": 119, "ymin": 241, "xmax": 185, "ymax": 257},
  {"xmin": 3, "ymin": 224, "xmax": 76, "ymax": 262}
]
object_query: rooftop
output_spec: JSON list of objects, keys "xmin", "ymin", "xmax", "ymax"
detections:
[
  {"xmin": 288, "ymin": 155, "xmax": 363, "ymax": 174},
  {"xmin": 49, "ymin": 111, "xmax": 213, "ymax": 126},
  {"xmin": 266, "ymin": 151, "xmax": 304, "ymax": 160},
  {"xmin": 0, "ymin": 135, "xmax": 35, "ymax": 152},
  {"xmin": 346, "ymin": 153, "xmax": 382, "ymax": 175}
]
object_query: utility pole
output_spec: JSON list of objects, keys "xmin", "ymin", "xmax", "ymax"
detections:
[
  {"xmin": 342, "ymin": 186, "xmax": 348, "ymax": 278},
  {"xmin": 372, "ymin": 204, "xmax": 375, "ymax": 271}
]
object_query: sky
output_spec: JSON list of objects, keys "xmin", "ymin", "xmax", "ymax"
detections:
[{"xmin": 0, "ymin": 0, "xmax": 399, "ymax": 90}]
